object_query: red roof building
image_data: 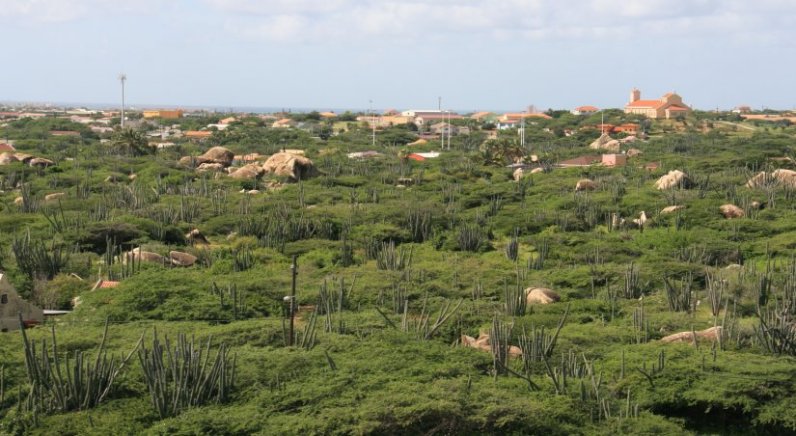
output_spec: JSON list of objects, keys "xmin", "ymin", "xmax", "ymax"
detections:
[
  {"xmin": 572, "ymin": 106, "xmax": 599, "ymax": 115},
  {"xmin": 624, "ymin": 89, "xmax": 691, "ymax": 119}
]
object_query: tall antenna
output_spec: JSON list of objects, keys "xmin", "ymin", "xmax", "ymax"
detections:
[{"xmin": 119, "ymin": 73, "xmax": 127, "ymax": 128}]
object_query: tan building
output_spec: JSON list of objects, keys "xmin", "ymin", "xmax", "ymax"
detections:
[
  {"xmin": 143, "ymin": 110, "xmax": 184, "ymax": 119},
  {"xmin": 1, "ymin": 273, "xmax": 44, "ymax": 332},
  {"xmin": 624, "ymin": 89, "xmax": 691, "ymax": 119},
  {"xmin": 356, "ymin": 115, "xmax": 414, "ymax": 128}
]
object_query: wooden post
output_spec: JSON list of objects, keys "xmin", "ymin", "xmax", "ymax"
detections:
[{"xmin": 288, "ymin": 255, "xmax": 298, "ymax": 346}]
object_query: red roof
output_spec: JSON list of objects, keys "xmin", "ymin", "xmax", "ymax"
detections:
[
  {"xmin": 98, "ymin": 280, "xmax": 120, "ymax": 288},
  {"xmin": 667, "ymin": 105, "xmax": 689, "ymax": 111},
  {"xmin": 407, "ymin": 153, "xmax": 426, "ymax": 161},
  {"xmin": 0, "ymin": 143, "xmax": 16, "ymax": 152},
  {"xmin": 576, "ymin": 106, "xmax": 599, "ymax": 112},
  {"xmin": 626, "ymin": 100, "xmax": 664, "ymax": 109}
]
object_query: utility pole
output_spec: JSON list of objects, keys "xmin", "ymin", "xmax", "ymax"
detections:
[
  {"xmin": 119, "ymin": 73, "xmax": 127, "ymax": 128},
  {"xmin": 287, "ymin": 255, "xmax": 298, "ymax": 346}
]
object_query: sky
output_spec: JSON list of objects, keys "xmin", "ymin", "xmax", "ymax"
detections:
[{"xmin": 1, "ymin": 0, "xmax": 795, "ymax": 112}]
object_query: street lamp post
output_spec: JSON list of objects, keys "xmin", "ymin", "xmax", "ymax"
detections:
[{"xmin": 119, "ymin": 73, "xmax": 127, "ymax": 128}]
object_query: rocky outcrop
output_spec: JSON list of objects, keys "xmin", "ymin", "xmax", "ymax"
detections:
[
  {"xmin": 29, "ymin": 157, "xmax": 55, "ymax": 168},
  {"xmin": 196, "ymin": 162, "xmax": 226, "ymax": 173},
  {"xmin": 199, "ymin": 146, "xmax": 235, "ymax": 166},
  {"xmin": 660, "ymin": 326, "xmax": 722, "ymax": 344},
  {"xmin": 185, "ymin": 228, "xmax": 209, "ymax": 245},
  {"xmin": 44, "ymin": 192, "xmax": 66, "ymax": 202},
  {"xmin": 262, "ymin": 152, "xmax": 318, "ymax": 181},
  {"xmin": 655, "ymin": 170, "xmax": 690, "ymax": 190},
  {"xmin": 575, "ymin": 179, "xmax": 597, "ymax": 192},
  {"xmin": 525, "ymin": 287, "xmax": 560, "ymax": 305},
  {"xmin": 0, "ymin": 152, "xmax": 18, "ymax": 165},
  {"xmin": 660, "ymin": 205, "xmax": 685, "ymax": 214},
  {"xmin": 720, "ymin": 204, "xmax": 744, "ymax": 219},
  {"xmin": 169, "ymin": 251, "xmax": 198, "ymax": 267},
  {"xmin": 589, "ymin": 133, "xmax": 620, "ymax": 152},
  {"xmin": 228, "ymin": 163, "xmax": 265, "ymax": 180}
]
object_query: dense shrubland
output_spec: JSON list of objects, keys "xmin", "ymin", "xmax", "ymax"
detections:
[{"xmin": 1, "ymin": 115, "xmax": 796, "ymax": 434}]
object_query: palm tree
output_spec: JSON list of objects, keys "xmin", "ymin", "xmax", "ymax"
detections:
[{"xmin": 112, "ymin": 128, "xmax": 152, "ymax": 156}]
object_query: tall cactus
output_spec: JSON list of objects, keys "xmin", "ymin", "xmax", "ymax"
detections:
[
  {"xmin": 137, "ymin": 330, "xmax": 236, "ymax": 418},
  {"xmin": 18, "ymin": 317, "xmax": 141, "ymax": 414}
]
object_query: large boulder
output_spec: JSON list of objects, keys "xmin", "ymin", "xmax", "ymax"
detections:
[
  {"xmin": 773, "ymin": 169, "xmax": 796, "ymax": 188},
  {"xmin": 169, "ymin": 251, "xmax": 198, "ymax": 267},
  {"xmin": 461, "ymin": 333, "xmax": 522, "ymax": 357},
  {"xmin": 0, "ymin": 152, "xmax": 18, "ymax": 165},
  {"xmin": 720, "ymin": 204, "xmax": 744, "ymax": 219},
  {"xmin": 575, "ymin": 179, "xmax": 597, "ymax": 192},
  {"xmin": 14, "ymin": 153, "xmax": 34, "ymax": 164},
  {"xmin": 745, "ymin": 169, "xmax": 796, "ymax": 189},
  {"xmin": 178, "ymin": 155, "xmax": 209, "ymax": 168},
  {"xmin": 745, "ymin": 171, "xmax": 769, "ymax": 188},
  {"xmin": 263, "ymin": 152, "xmax": 318, "ymax": 181},
  {"xmin": 44, "ymin": 192, "xmax": 66, "ymax": 202},
  {"xmin": 626, "ymin": 147, "xmax": 643, "ymax": 157},
  {"xmin": 589, "ymin": 133, "xmax": 619, "ymax": 152},
  {"xmin": 29, "ymin": 157, "xmax": 55, "ymax": 168},
  {"xmin": 660, "ymin": 205, "xmax": 685, "ymax": 214},
  {"xmin": 660, "ymin": 326, "xmax": 722, "ymax": 344},
  {"xmin": 125, "ymin": 248, "xmax": 166, "ymax": 265},
  {"xmin": 185, "ymin": 228, "xmax": 209, "ymax": 245},
  {"xmin": 228, "ymin": 163, "xmax": 264, "ymax": 180},
  {"xmin": 199, "ymin": 146, "xmax": 234, "ymax": 167},
  {"xmin": 525, "ymin": 287, "xmax": 560, "ymax": 305},
  {"xmin": 196, "ymin": 162, "xmax": 226, "ymax": 173},
  {"xmin": 655, "ymin": 170, "xmax": 690, "ymax": 190}
]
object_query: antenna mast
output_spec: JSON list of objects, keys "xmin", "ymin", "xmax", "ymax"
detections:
[{"xmin": 119, "ymin": 73, "xmax": 127, "ymax": 128}]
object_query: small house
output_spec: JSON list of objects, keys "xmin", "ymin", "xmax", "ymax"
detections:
[{"xmin": 1, "ymin": 273, "xmax": 44, "ymax": 332}]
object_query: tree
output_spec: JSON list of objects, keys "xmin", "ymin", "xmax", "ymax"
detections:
[{"xmin": 111, "ymin": 128, "xmax": 152, "ymax": 156}]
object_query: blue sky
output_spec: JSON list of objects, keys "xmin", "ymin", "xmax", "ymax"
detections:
[{"xmin": 1, "ymin": 0, "xmax": 794, "ymax": 112}]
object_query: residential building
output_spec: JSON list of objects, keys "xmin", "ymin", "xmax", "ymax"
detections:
[
  {"xmin": 602, "ymin": 154, "xmax": 627, "ymax": 167},
  {"xmin": 142, "ymin": 110, "xmax": 184, "ymax": 119},
  {"xmin": 184, "ymin": 130, "xmax": 213, "ymax": 139},
  {"xmin": 356, "ymin": 115, "xmax": 414, "ymax": 128},
  {"xmin": 572, "ymin": 106, "xmax": 599, "ymax": 116},
  {"xmin": 624, "ymin": 89, "xmax": 691, "ymax": 119},
  {"xmin": 732, "ymin": 106, "xmax": 752, "ymax": 114},
  {"xmin": 1, "ymin": 272, "xmax": 44, "ymax": 332}
]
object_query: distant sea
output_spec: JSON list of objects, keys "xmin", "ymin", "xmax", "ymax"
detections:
[{"xmin": 0, "ymin": 100, "xmax": 505, "ymax": 115}]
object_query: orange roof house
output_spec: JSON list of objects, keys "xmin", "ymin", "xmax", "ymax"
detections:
[
  {"xmin": 0, "ymin": 143, "xmax": 16, "ymax": 152},
  {"xmin": 572, "ymin": 106, "xmax": 599, "ymax": 115},
  {"xmin": 624, "ymin": 89, "xmax": 691, "ymax": 119}
]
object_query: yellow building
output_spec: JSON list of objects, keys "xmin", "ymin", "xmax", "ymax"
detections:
[
  {"xmin": 624, "ymin": 89, "xmax": 691, "ymax": 119},
  {"xmin": 143, "ymin": 109, "xmax": 184, "ymax": 119}
]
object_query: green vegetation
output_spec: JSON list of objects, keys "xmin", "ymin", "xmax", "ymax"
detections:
[{"xmin": 1, "ymin": 112, "xmax": 796, "ymax": 434}]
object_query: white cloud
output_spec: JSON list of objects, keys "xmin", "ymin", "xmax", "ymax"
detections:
[
  {"xmin": 206, "ymin": 0, "xmax": 796, "ymax": 44},
  {"xmin": 0, "ymin": 0, "xmax": 169, "ymax": 23}
]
